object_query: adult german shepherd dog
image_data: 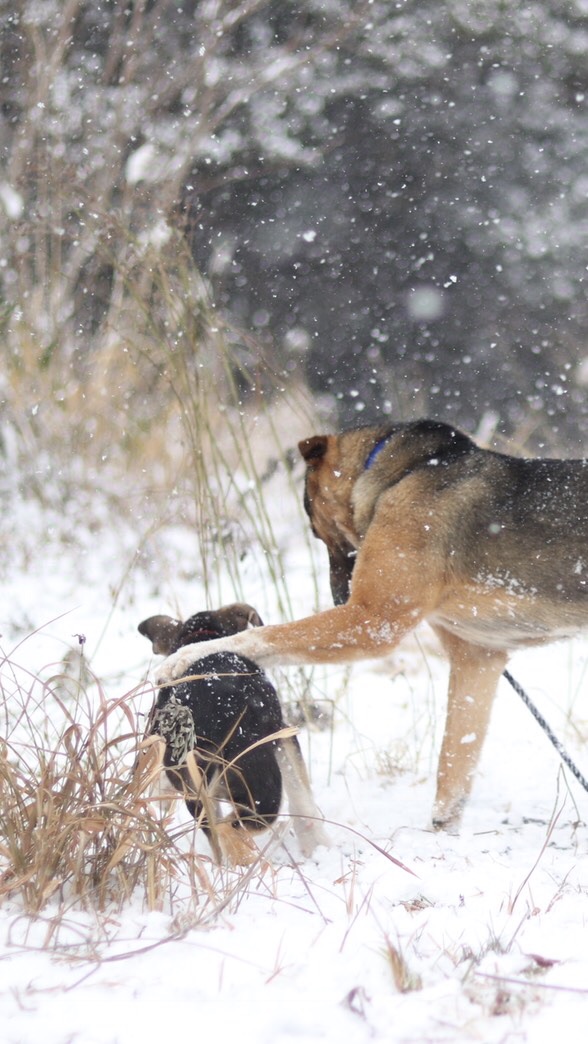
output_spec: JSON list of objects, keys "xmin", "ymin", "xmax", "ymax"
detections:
[
  {"xmin": 157, "ymin": 420, "xmax": 588, "ymax": 830},
  {"xmin": 139, "ymin": 603, "xmax": 327, "ymax": 864}
]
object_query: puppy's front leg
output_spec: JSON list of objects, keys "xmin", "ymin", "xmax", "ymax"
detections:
[
  {"xmin": 275, "ymin": 736, "xmax": 329, "ymax": 856},
  {"xmin": 431, "ymin": 628, "xmax": 507, "ymax": 830}
]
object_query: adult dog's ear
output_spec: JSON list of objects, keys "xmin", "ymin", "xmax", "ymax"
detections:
[
  {"xmin": 298, "ymin": 435, "xmax": 328, "ymax": 463},
  {"xmin": 138, "ymin": 615, "xmax": 183, "ymax": 655}
]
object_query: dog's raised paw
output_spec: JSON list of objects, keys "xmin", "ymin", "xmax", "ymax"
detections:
[{"xmin": 154, "ymin": 656, "xmax": 182, "ymax": 687}]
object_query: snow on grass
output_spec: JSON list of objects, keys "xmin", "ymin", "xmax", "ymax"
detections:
[{"xmin": 1, "ymin": 455, "xmax": 588, "ymax": 1043}]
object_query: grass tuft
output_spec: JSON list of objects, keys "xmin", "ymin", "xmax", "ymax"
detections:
[{"xmin": 0, "ymin": 656, "xmax": 211, "ymax": 916}]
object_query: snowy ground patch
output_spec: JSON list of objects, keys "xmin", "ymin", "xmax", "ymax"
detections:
[{"xmin": 1, "ymin": 459, "xmax": 588, "ymax": 1044}]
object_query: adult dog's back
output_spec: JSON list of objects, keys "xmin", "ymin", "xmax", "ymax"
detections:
[{"xmin": 302, "ymin": 420, "xmax": 588, "ymax": 647}]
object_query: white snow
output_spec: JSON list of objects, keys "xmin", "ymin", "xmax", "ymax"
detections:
[
  {"xmin": 2, "ymin": 449, "xmax": 588, "ymax": 1043},
  {"xmin": 406, "ymin": 285, "xmax": 446, "ymax": 322},
  {"xmin": 0, "ymin": 182, "xmax": 24, "ymax": 219},
  {"xmin": 125, "ymin": 143, "xmax": 157, "ymax": 186}
]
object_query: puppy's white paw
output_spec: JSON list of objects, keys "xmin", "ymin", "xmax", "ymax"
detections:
[{"xmin": 296, "ymin": 821, "xmax": 330, "ymax": 858}]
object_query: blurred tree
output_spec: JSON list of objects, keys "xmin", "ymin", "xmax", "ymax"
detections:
[
  {"xmin": 182, "ymin": 0, "xmax": 588, "ymax": 445},
  {"xmin": 2, "ymin": 0, "xmax": 588, "ymax": 446}
]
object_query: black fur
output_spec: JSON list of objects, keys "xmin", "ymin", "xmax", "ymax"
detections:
[{"xmin": 139, "ymin": 606, "xmax": 285, "ymax": 838}]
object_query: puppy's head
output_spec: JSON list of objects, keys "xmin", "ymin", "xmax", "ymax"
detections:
[{"xmin": 138, "ymin": 602, "xmax": 264, "ymax": 656}]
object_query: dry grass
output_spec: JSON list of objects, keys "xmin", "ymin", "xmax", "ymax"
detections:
[
  {"xmin": 2, "ymin": 219, "xmax": 321, "ymax": 611},
  {"xmin": 0, "ymin": 214, "xmax": 331, "ymax": 923},
  {"xmin": 383, "ymin": 935, "xmax": 423, "ymax": 993},
  {"xmin": 0, "ymin": 651, "xmax": 274, "ymax": 919},
  {"xmin": 0, "ymin": 638, "xmax": 313, "ymax": 923},
  {"xmin": 0, "ymin": 658, "xmax": 185, "ymax": 914}
]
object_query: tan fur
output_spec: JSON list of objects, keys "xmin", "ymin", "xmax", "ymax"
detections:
[
  {"xmin": 129, "ymin": 734, "xmax": 180, "ymax": 820},
  {"xmin": 214, "ymin": 821, "xmax": 260, "ymax": 866},
  {"xmin": 158, "ymin": 420, "xmax": 588, "ymax": 828},
  {"xmin": 274, "ymin": 738, "xmax": 330, "ymax": 856}
]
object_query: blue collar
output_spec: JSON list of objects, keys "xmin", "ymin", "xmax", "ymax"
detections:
[{"xmin": 364, "ymin": 432, "xmax": 394, "ymax": 471}]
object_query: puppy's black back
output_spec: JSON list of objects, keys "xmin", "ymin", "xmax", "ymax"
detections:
[
  {"xmin": 156, "ymin": 651, "xmax": 282, "ymax": 736},
  {"xmin": 152, "ymin": 651, "xmax": 284, "ymax": 824}
]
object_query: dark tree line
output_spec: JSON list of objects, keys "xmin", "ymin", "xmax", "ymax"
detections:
[{"xmin": 2, "ymin": 1, "xmax": 588, "ymax": 447}]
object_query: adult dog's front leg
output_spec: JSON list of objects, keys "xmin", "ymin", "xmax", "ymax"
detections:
[
  {"xmin": 156, "ymin": 598, "xmax": 422, "ymax": 684},
  {"xmin": 156, "ymin": 523, "xmax": 439, "ymax": 683},
  {"xmin": 431, "ymin": 628, "xmax": 507, "ymax": 831}
]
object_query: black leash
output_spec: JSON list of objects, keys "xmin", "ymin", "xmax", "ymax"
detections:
[{"xmin": 503, "ymin": 669, "xmax": 588, "ymax": 794}]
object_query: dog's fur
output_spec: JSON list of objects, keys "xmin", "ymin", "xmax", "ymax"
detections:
[
  {"xmin": 139, "ymin": 603, "xmax": 327, "ymax": 864},
  {"xmin": 157, "ymin": 420, "xmax": 588, "ymax": 829}
]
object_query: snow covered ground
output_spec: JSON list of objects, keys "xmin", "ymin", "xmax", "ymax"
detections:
[{"xmin": 2, "ymin": 442, "xmax": 588, "ymax": 1043}]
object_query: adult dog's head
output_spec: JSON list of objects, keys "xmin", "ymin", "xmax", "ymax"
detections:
[
  {"xmin": 138, "ymin": 603, "xmax": 264, "ymax": 656},
  {"xmin": 297, "ymin": 428, "xmax": 374, "ymax": 606},
  {"xmin": 298, "ymin": 419, "xmax": 474, "ymax": 606}
]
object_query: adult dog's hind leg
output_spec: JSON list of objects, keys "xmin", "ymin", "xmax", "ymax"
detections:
[{"xmin": 431, "ymin": 628, "xmax": 507, "ymax": 831}]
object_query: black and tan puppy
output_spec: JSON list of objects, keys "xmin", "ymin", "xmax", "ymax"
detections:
[
  {"xmin": 156, "ymin": 420, "xmax": 588, "ymax": 830},
  {"xmin": 139, "ymin": 603, "xmax": 327, "ymax": 864}
]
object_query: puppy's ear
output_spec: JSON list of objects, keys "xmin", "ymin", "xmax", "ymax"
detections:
[
  {"xmin": 298, "ymin": 435, "xmax": 328, "ymax": 462},
  {"xmin": 138, "ymin": 615, "xmax": 183, "ymax": 655},
  {"xmin": 244, "ymin": 605, "xmax": 264, "ymax": 628},
  {"xmin": 216, "ymin": 603, "xmax": 264, "ymax": 633}
]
